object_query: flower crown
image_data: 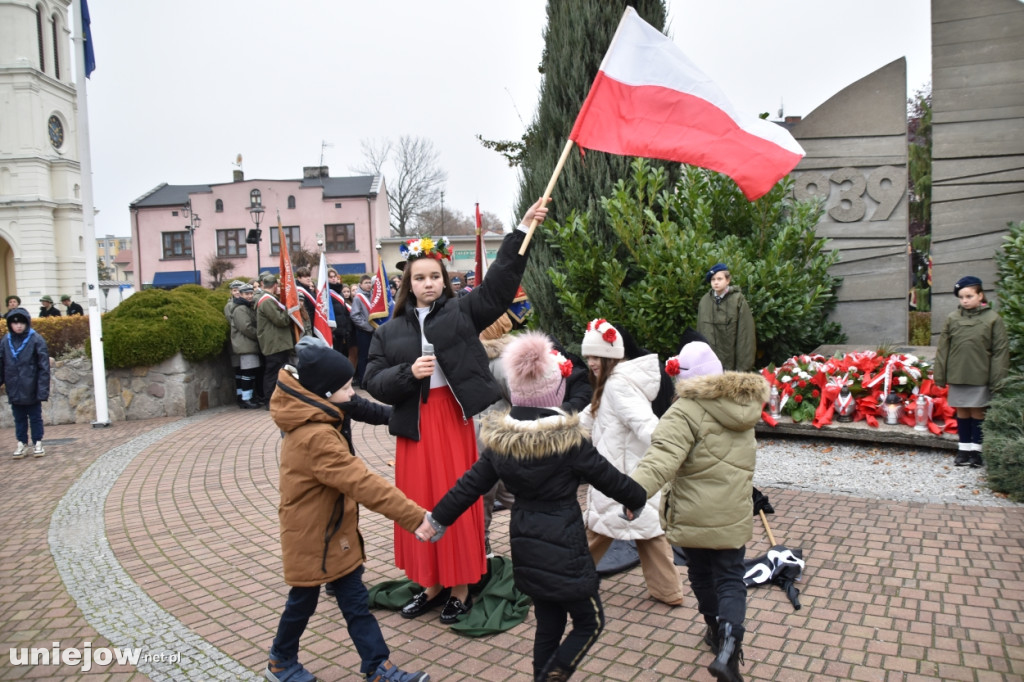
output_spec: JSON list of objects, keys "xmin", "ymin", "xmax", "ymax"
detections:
[
  {"xmin": 400, "ymin": 236, "xmax": 453, "ymax": 262},
  {"xmin": 586, "ymin": 318, "xmax": 618, "ymax": 345},
  {"xmin": 551, "ymin": 349, "xmax": 573, "ymax": 378}
]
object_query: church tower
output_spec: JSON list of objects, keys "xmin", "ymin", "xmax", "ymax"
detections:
[{"xmin": 0, "ymin": 0, "xmax": 87, "ymax": 307}]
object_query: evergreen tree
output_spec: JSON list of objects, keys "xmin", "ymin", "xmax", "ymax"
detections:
[{"xmin": 513, "ymin": 0, "xmax": 669, "ymax": 344}]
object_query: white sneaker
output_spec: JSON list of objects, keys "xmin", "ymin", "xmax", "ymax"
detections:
[
  {"xmin": 32, "ymin": 441, "xmax": 45, "ymax": 457},
  {"xmin": 12, "ymin": 442, "xmax": 27, "ymax": 459}
]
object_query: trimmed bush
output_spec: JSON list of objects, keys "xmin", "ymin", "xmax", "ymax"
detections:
[
  {"xmin": 984, "ymin": 373, "xmax": 1024, "ymax": 502},
  {"xmin": 0, "ymin": 314, "xmax": 90, "ymax": 359},
  {"xmin": 90, "ymin": 287, "xmax": 229, "ymax": 369},
  {"xmin": 995, "ymin": 221, "xmax": 1024, "ymax": 366}
]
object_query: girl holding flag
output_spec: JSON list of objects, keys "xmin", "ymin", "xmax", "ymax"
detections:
[{"xmin": 363, "ymin": 198, "xmax": 547, "ymax": 625}]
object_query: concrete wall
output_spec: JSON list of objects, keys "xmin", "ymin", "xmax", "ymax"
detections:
[
  {"xmin": 0, "ymin": 352, "xmax": 236, "ymax": 427},
  {"xmin": 930, "ymin": 0, "xmax": 1024, "ymax": 337},
  {"xmin": 790, "ymin": 59, "xmax": 910, "ymax": 345}
]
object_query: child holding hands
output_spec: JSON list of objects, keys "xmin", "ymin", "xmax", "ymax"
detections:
[{"xmin": 419, "ymin": 332, "xmax": 646, "ymax": 682}]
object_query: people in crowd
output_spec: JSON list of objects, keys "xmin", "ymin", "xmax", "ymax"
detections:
[
  {"xmin": 349, "ymin": 274, "xmax": 376, "ymax": 386},
  {"xmin": 422, "ymin": 332, "xmax": 646, "ymax": 682},
  {"xmin": 578, "ymin": 318, "xmax": 685, "ymax": 607},
  {"xmin": 362, "ymin": 198, "xmax": 548, "ymax": 625},
  {"xmin": 462, "ymin": 271, "xmax": 476, "ymax": 295},
  {"xmin": 629, "ymin": 341, "xmax": 770, "ymax": 682},
  {"xmin": 294, "ymin": 266, "xmax": 316, "ymax": 336},
  {"xmin": 256, "ymin": 273, "xmax": 297, "ymax": 408},
  {"xmin": 38, "ymin": 295, "xmax": 61, "ymax": 318},
  {"xmin": 265, "ymin": 338, "xmax": 430, "ymax": 682},
  {"xmin": 61, "ymin": 294, "xmax": 84, "ymax": 316},
  {"xmin": 327, "ymin": 268, "xmax": 355, "ymax": 358},
  {"xmin": 933, "ymin": 275, "xmax": 1009, "ymax": 468},
  {"xmin": 231, "ymin": 284, "xmax": 262, "ymax": 409},
  {"xmin": 697, "ymin": 263, "xmax": 755, "ymax": 372},
  {"xmin": 1, "ymin": 308, "xmax": 50, "ymax": 458},
  {"xmin": 225, "ymin": 281, "xmax": 245, "ymax": 406},
  {"xmin": 449, "ymin": 276, "xmax": 463, "ymax": 296},
  {"xmin": 5, "ymin": 296, "xmax": 21, "ymax": 314}
]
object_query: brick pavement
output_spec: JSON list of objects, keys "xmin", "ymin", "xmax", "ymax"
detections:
[{"xmin": 1, "ymin": 400, "xmax": 1022, "ymax": 681}]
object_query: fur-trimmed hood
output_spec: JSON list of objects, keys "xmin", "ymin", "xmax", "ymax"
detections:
[
  {"xmin": 674, "ymin": 371, "xmax": 770, "ymax": 432},
  {"xmin": 480, "ymin": 334, "xmax": 515, "ymax": 361},
  {"xmin": 478, "ymin": 408, "xmax": 586, "ymax": 460}
]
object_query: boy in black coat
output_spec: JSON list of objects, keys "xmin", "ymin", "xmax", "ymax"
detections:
[
  {"xmin": 1, "ymin": 308, "xmax": 50, "ymax": 458},
  {"xmin": 418, "ymin": 333, "xmax": 645, "ymax": 682}
]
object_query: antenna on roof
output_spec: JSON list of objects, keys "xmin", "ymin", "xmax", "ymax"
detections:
[
  {"xmin": 778, "ymin": 98, "xmax": 784, "ymax": 120},
  {"xmin": 233, "ymin": 153, "xmax": 243, "ymax": 170},
  {"xmin": 320, "ymin": 140, "xmax": 333, "ymax": 168}
]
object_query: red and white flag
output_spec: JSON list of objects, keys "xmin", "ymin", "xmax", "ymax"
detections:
[
  {"xmin": 569, "ymin": 7, "xmax": 805, "ymax": 200},
  {"xmin": 276, "ymin": 217, "xmax": 304, "ymax": 338},
  {"xmin": 313, "ymin": 250, "xmax": 334, "ymax": 346}
]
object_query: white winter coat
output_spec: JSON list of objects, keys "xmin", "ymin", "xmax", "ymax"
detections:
[{"xmin": 580, "ymin": 354, "xmax": 666, "ymax": 540}]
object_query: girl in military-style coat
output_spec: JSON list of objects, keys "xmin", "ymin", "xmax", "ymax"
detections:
[{"xmin": 426, "ymin": 333, "xmax": 646, "ymax": 682}]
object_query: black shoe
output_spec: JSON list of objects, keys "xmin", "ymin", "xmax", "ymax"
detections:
[
  {"xmin": 954, "ymin": 450, "xmax": 970, "ymax": 467},
  {"xmin": 324, "ymin": 582, "xmax": 336, "ymax": 598},
  {"xmin": 400, "ymin": 588, "xmax": 450, "ymax": 619},
  {"xmin": 239, "ymin": 399, "xmax": 261, "ymax": 409},
  {"xmin": 439, "ymin": 594, "xmax": 472, "ymax": 624},
  {"xmin": 704, "ymin": 625, "xmax": 720, "ymax": 655},
  {"xmin": 969, "ymin": 451, "xmax": 983, "ymax": 468}
]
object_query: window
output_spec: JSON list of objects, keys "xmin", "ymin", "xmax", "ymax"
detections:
[
  {"xmin": 172, "ymin": 210, "xmax": 179, "ymax": 217},
  {"xmin": 250, "ymin": 189, "xmax": 262, "ymax": 207},
  {"xmin": 217, "ymin": 229, "xmax": 247, "ymax": 257},
  {"xmin": 324, "ymin": 223, "xmax": 356, "ymax": 252},
  {"xmin": 36, "ymin": 7, "xmax": 44, "ymax": 73},
  {"xmin": 270, "ymin": 226, "xmax": 300, "ymax": 256},
  {"xmin": 51, "ymin": 15, "xmax": 60, "ymax": 79},
  {"xmin": 215, "ymin": 199, "xmax": 224, "ymax": 213},
  {"xmin": 287, "ymin": 195, "xmax": 296, "ymax": 209},
  {"xmin": 162, "ymin": 232, "xmax": 192, "ymax": 259}
]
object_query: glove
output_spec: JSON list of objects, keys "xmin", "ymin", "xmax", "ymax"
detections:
[
  {"xmin": 620, "ymin": 504, "xmax": 644, "ymax": 521},
  {"xmin": 426, "ymin": 512, "xmax": 447, "ymax": 543}
]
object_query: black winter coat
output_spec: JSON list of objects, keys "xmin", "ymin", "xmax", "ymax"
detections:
[
  {"xmin": 364, "ymin": 229, "xmax": 529, "ymax": 440},
  {"xmin": 432, "ymin": 407, "xmax": 646, "ymax": 601},
  {"xmin": 336, "ymin": 394, "xmax": 391, "ymax": 453},
  {"xmin": 0, "ymin": 309, "xmax": 51, "ymax": 405}
]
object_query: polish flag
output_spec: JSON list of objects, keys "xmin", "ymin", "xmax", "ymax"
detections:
[
  {"xmin": 569, "ymin": 7, "xmax": 805, "ymax": 201},
  {"xmin": 313, "ymin": 250, "xmax": 334, "ymax": 346}
]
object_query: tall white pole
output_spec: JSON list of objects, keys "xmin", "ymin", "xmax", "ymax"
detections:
[{"xmin": 73, "ymin": 0, "xmax": 110, "ymax": 426}]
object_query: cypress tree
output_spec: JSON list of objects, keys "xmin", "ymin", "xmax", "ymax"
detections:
[{"xmin": 515, "ymin": 0, "xmax": 670, "ymax": 345}]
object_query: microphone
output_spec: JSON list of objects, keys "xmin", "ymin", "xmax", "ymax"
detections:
[{"xmin": 420, "ymin": 342, "xmax": 434, "ymax": 403}]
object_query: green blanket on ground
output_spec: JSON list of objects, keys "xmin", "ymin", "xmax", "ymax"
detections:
[{"xmin": 368, "ymin": 556, "xmax": 531, "ymax": 636}]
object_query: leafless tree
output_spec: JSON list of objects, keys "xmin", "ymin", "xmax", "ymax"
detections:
[
  {"xmin": 205, "ymin": 256, "xmax": 236, "ymax": 288},
  {"xmin": 354, "ymin": 136, "xmax": 448, "ymax": 237},
  {"xmin": 415, "ymin": 206, "xmax": 506, "ymax": 236}
]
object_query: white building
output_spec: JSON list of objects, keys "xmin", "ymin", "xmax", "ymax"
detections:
[{"xmin": 0, "ymin": 0, "xmax": 88, "ymax": 306}]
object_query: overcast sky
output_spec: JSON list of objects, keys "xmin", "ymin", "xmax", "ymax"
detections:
[{"xmin": 80, "ymin": 0, "xmax": 931, "ymax": 237}]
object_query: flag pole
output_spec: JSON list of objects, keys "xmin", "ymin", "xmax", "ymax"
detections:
[
  {"xmin": 74, "ymin": 0, "xmax": 110, "ymax": 426},
  {"xmin": 518, "ymin": 138, "xmax": 574, "ymax": 255}
]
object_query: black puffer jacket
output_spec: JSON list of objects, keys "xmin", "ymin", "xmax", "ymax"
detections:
[
  {"xmin": 432, "ymin": 407, "xmax": 646, "ymax": 600},
  {"xmin": 364, "ymin": 229, "xmax": 529, "ymax": 440},
  {"xmin": 0, "ymin": 308, "xmax": 51, "ymax": 405}
]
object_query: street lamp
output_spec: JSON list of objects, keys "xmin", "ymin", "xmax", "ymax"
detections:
[
  {"xmin": 182, "ymin": 199, "xmax": 201, "ymax": 285},
  {"xmin": 247, "ymin": 194, "xmax": 265, "ymax": 277}
]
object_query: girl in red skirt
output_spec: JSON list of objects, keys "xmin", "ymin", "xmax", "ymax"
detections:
[{"xmin": 364, "ymin": 198, "xmax": 548, "ymax": 624}]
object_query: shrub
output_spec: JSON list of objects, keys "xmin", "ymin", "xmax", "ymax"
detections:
[
  {"xmin": 984, "ymin": 372, "xmax": 1024, "ymax": 502},
  {"xmin": 995, "ymin": 220, "xmax": 1024, "ymax": 366},
  {"xmin": 544, "ymin": 160, "xmax": 845, "ymax": 363},
  {"xmin": 90, "ymin": 287, "xmax": 229, "ymax": 368},
  {"xmin": 0, "ymin": 315, "xmax": 89, "ymax": 359},
  {"xmin": 908, "ymin": 312, "xmax": 931, "ymax": 345}
]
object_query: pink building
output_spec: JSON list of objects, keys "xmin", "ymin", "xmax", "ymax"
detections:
[{"xmin": 129, "ymin": 166, "xmax": 389, "ymax": 288}]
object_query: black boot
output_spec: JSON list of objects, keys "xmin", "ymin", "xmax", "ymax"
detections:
[
  {"xmin": 536, "ymin": 655, "xmax": 573, "ymax": 682},
  {"xmin": 703, "ymin": 616, "xmax": 720, "ymax": 655},
  {"xmin": 708, "ymin": 621, "xmax": 744, "ymax": 682}
]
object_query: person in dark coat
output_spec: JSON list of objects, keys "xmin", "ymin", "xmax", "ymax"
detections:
[
  {"xmin": 1, "ymin": 308, "xmax": 51, "ymax": 458},
  {"xmin": 37, "ymin": 295, "xmax": 61, "ymax": 318},
  {"xmin": 422, "ymin": 332, "xmax": 646, "ymax": 682},
  {"xmin": 61, "ymin": 294, "xmax": 84, "ymax": 316},
  {"xmin": 363, "ymin": 198, "xmax": 547, "ymax": 625},
  {"xmin": 327, "ymin": 268, "xmax": 355, "ymax": 356}
]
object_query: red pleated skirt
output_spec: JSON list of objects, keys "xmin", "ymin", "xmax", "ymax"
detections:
[{"xmin": 394, "ymin": 386, "xmax": 486, "ymax": 587}]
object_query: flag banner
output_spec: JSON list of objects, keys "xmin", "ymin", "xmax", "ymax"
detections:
[
  {"xmin": 507, "ymin": 285, "xmax": 531, "ymax": 324},
  {"xmin": 313, "ymin": 251, "xmax": 334, "ymax": 345},
  {"xmin": 276, "ymin": 217, "xmax": 304, "ymax": 336},
  {"xmin": 368, "ymin": 253, "xmax": 394, "ymax": 329},
  {"xmin": 473, "ymin": 203, "xmax": 487, "ymax": 284},
  {"xmin": 82, "ymin": 0, "xmax": 96, "ymax": 77},
  {"xmin": 569, "ymin": 7, "xmax": 805, "ymax": 201}
]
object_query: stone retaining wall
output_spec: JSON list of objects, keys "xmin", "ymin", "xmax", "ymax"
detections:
[{"xmin": 0, "ymin": 352, "xmax": 236, "ymax": 427}]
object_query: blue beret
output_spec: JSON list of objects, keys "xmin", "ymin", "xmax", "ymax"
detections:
[
  {"xmin": 953, "ymin": 276, "xmax": 982, "ymax": 295},
  {"xmin": 704, "ymin": 263, "xmax": 729, "ymax": 283}
]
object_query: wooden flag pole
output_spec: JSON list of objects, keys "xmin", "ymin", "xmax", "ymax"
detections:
[{"xmin": 518, "ymin": 138, "xmax": 575, "ymax": 255}]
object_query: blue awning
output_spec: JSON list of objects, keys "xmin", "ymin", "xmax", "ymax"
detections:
[{"xmin": 152, "ymin": 270, "xmax": 201, "ymax": 288}]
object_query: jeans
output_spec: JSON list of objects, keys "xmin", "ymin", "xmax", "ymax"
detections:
[
  {"xmin": 10, "ymin": 402, "xmax": 44, "ymax": 444},
  {"xmin": 269, "ymin": 566, "xmax": 389, "ymax": 676},
  {"xmin": 680, "ymin": 546, "xmax": 747, "ymax": 642},
  {"xmin": 532, "ymin": 594, "xmax": 604, "ymax": 679}
]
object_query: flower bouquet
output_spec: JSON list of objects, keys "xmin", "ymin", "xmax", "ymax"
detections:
[{"xmin": 760, "ymin": 350, "xmax": 956, "ymax": 434}]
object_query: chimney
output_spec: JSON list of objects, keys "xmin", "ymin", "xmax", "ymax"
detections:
[
  {"xmin": 784, "ymin": 116, "xmax": 802, "ymax": 124},
  {"xmin": 233, "ymin": 169, "xmax": 244, "ymax": 182},
  {"xmin": 303, "ymin": 166, "xmax": 329, "ymax": 179}
]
